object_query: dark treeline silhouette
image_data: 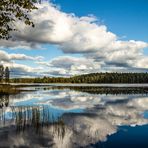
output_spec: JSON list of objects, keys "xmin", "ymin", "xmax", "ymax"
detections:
[
  {"xmin": 11, "ymin": 72, "xmax": 148, "ymax": 83},
  {"xmin": 41, "ymin": 86, "xmax": 148, "ymax": 95}
]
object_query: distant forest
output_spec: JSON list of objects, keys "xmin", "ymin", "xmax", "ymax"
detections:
[{"xmin": 11, "ymin": 72, "xmax": 148, "ymax": 83}]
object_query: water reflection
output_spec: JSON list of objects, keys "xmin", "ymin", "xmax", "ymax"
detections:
[
  {"xmin": 0, "ymin": 95, "xmax": 9, "ymax": 108},
  {"xmin": 0, "ymin": 86, "xmax": 148, "ymax": 147},
  {"xmin": 60, "ymin": 95, "xmax": 148, "ymax": 147}
]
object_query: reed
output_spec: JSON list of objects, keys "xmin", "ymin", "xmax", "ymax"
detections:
[{"xmin": 0, "ymin": 106, "xmax": 66, "ymax": 135}]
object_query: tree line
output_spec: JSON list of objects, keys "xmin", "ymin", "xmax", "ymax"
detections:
[
  {"xmin": 0, "ymin": 65, "xmax": 10, "ymax": 83},
  {"xmin": 10, "ymin": 72, "xmax": 148, "ymax": 83}
]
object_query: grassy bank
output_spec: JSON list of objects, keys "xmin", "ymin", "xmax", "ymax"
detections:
[{"xmin": 0, "ymin": 84, "xmax": 20, "ymax": 95}]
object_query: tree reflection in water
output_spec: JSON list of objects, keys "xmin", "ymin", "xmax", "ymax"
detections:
[{"xmin": 0, "ymin": 94, "xmax": 9, "ymax": 108}]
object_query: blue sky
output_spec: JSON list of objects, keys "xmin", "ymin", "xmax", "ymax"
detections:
[
  {"xmin": 53, "ymin": 0, "xmax": 148, "ymax": 37},
  {"xmin": 0, "ymin": 0, "xmax": 148, "ymax": 77},
  {"xmin": 52, "ymin": 0, "xmax": 148, "ymax": 52}
]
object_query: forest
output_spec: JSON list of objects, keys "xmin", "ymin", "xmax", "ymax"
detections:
[{"xmin": 10, "ymin": 72, "xmax": 148, "ymax": 83}]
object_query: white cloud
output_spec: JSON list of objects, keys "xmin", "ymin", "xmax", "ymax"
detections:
[
  {"xmin": 37, "ymin": 56, "xmax": 102, "ymax": 76},
  {"xmin": 87, "ymin": 40, "xmax": 148, "ymax": 70},
  {"xmin": 9, "ymin": 3, "xmax": 116, "ymax": 53},
  {"xmin": 0, "ymin": 2, "xmax": 148, "ymax": 76},
  {"xmin": 0, "ymin": 39, "xmax": 42, "ymax": 50},
  {"xmin": 10, "ymin": 54, "xmax": 43, "ymax": 61},
  {"xmin": 0, "ymin": 50, "xmax": 43, "ymax": 62},
  {"xmin": 0, "ymin": 61, "xmax": 43, "ymax": 78},
  {"xmin": 0, "ymin": 50, "xmax": 44, "ymax": 77},
  {"xmin": 2, "ymin": 3, "xmax": 147, "ymax": 53}
]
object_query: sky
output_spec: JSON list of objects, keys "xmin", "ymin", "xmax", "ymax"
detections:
[{"xmin": 0, "ymin": 0, "xmax": 148, "ymax": 77}]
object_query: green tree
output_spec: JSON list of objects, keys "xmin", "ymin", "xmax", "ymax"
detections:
[
  {"xmin": 0, "ymin": 65, "xmax": 4, "ymax": 82},
  {"xmin": 0, "ymin": 0, "xmax": 38, "ymax": 40},
  {"xmin": 5, "ymin": 66, "xmax": 10, "ymax": 83}
]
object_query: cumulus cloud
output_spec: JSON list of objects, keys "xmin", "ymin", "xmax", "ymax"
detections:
[
  {"xmin": 0, "ymin": 2, "xmax": 148, "ymax": 76},
  {"xmin": 83, "ymin": 40, "xmax": 148, "ymax": 72},
  {"xmin": 0, "ymin": 39, "xmax": 42, "ymax": 50},
  {"xmin": 0, "ymin": 50, "xmax": 44, "ymax": 77},
  {"xmin": 17, "ymin": 3, "xmax": 148, "ymax": 71},
  {"xmin": 10, "ymin": 54, "xmax": 43, "ymax": 61},
  {"xmin": 2, "ymin": 3, "xmax": 147, "ymax": 52},
  {"xmin": 4, "ymin": 3, "xmax": 117, "ymax": 53},
  {"xmin": 0, "ymin": 50, "xmax": 43, "ymax": 62},
  {"xmin": 0, "ymin": 61, "xmax": 44, "ymax": 78},
  {"xmin": 36, "ymin": 56, "xmax": 102, "ymax": 76}
]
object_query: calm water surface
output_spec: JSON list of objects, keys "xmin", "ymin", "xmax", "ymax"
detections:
[{"xmin": 0, "ymin": 85, "xmax": 148, "ymax": 148}]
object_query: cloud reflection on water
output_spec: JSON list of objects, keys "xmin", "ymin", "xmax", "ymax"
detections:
[{"xmin": 0, "ymin": 87, "xmax": 148, "ymax": 147}]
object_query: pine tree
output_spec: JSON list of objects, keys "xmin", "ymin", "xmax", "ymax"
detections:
[
  {"xmin": 0, "ymin": 65, "xmax": 4, "ymax": 82},
  {"xmin": 5, "ymin": 67, "xmax": 10, "ymax": 83}
]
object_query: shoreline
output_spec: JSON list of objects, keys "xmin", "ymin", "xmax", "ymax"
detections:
[{"xmin": 7, "ymin": 83, "xmax": 148, "ymax": 87}]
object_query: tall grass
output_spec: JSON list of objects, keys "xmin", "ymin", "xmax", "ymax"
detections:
[
  {"xmin": 0, "ymin": 106, "xmax": 66, "ymax": 135},
  {"xmin": 0, "ymin": 84, "xmax": 20, "ymax": 94}
]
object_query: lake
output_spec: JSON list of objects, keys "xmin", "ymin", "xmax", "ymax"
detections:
[{"xmin": 0, "ymin": 84, "xmax": 148, "ymax": 148}]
